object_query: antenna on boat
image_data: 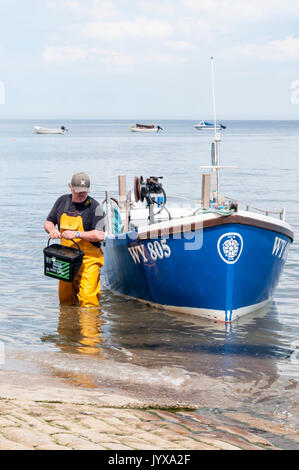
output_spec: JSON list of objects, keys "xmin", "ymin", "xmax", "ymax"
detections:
[
  {"xmin": 211, "ymin": 56, "xmax": 217, "ymax": 136},
  {"xmin": 201, "ymin": 57, "xmax": 236, "ymax": 205},
  {"xmin": 211, "ymin": 56, "xmax": 221, "ymax": 202}
]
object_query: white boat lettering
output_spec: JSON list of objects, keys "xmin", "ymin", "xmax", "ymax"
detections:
[
  {"xmin": 128, "ymin": 240, "xmax": 171, "ymax": 264},
  {"xmin": 137, "ymin": 245, "xmax": 148, "ymax": 263},
  {"xmin": 128, "ymin": 246, "xmax": 141, "ymax": 264},
  {"xmin": 128, "ymin": 245, "xmax": 148, "ymax": 264},
  {"xmin": 161, "ymin": 239, "xmax": 171, "ymax": 258},
  {"xmin": 147, "ymin": 240, "xmax": 171, "ymax": 261},
  {"xmin": 272, "ymin": 237, "xmax": 288, "ymax": 259}
]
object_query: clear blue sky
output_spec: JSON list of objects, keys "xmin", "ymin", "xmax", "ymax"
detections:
[{"xmin": 1, "ymin": 0, "xmax": 299, "ymax": 119}]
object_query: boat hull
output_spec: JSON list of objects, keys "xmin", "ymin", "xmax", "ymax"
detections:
[
  {"xmin": 194, "ymin": 125, "xmax": 221, "ymax": 130},
  {"xmin": 104, "ymin": 219, "xmax": 292, "ymax": 322},
  {"xmin": 129, "ymin": 126, "xmax": 159, "ymax": 133},
  {"xmin": 34, "ymin": 127, "xmax": 66, "ymax": 135}
]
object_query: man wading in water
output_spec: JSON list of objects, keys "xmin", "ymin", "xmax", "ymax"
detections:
[{"xmin": 44, "ymin": 173, "xmax": 105, "ymax": 307}]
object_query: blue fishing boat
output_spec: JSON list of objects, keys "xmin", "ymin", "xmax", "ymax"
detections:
[{"xmin": 103, "ymin": 134, "xmax": 293, "ymax": 323}]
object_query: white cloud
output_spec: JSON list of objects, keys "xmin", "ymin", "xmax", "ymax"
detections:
[
  {"xmin": 91, "ymin": 0, "xmax": 120, "ymax": 18},
  {"xmin": 96, "ymin": 50, "xmax": 137, "ymax": 67},
  {"xmin": 42, "ymin": 46, "xmax": 89, "ymax": 65},
  {"xmin": 164, "ymin": 40, "xmax": 193, "ymax": 51},
  {"xmin": 42, "ymin": 2, "xmax": 299, "ymax": 72},
  {"xmin": 148, "ymin": 51, "xmax": 188, "ymax": 64},
  {"xmin": 182, "ymin": 0, "xmax": 299, "ymax": 21},
  {"xmin": 227, "ymin": 36, "xmax": 299, "ymax": 61},
  {"xmin": 83, "ymin": 18, "xmax": 173, "ymax": 41},
  {"xmin": 42, "ymin": 42, "xmax": 189, "ymax": 70},
  {"xmin": 42, "ymin": 45, "xmax": 137, "ymax": 70},
  {"xmin": 138, "ymin": 1, "xmax": 176, "ymax": 15},
  {"xmin": 178, "ymin": 17, "xmax": 223, "ymax": 40},
  {"xmin": 46, "ymin": 0, "xmax": 120, "ymax": 19}
]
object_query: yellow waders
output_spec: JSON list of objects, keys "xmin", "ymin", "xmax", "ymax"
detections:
[
  {"xmin": 58, "ymin": 305, "xmax": 105, "ymax": 357},
  {"xmin": 58, "ymin": 210, "xmax": 104, "ymax": 308}
]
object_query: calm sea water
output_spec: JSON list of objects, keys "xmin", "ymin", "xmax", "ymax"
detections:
[{"xmin": 0, "ymin": 120, "xmax": 298, "ymax": 426}]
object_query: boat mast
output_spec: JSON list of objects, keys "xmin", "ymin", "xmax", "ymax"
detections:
[
  {"xmin": 211, "ymin": 56, "xmax": 221, "ymax": 203},
  {"xmin": 211, "ymin": 56, "xmax": 217, "ymax": 133},
  {"xmin": 201, "ymin": 59, "xmax": 236, "ymax": 201}
]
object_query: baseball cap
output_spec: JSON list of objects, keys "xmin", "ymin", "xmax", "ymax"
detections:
[{"xmin": 71, "ymin": 172, "xmax": 91, "ymax": 193}]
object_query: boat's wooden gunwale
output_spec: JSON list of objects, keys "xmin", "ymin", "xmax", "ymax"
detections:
[{"xmin": 137, "ymin": 212, "xmax": 294, "ymax": 241}]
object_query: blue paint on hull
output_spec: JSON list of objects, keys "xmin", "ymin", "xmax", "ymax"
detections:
[{"xmin": 104, "ymin": 223, "xmax": 291, "ymax": 321}]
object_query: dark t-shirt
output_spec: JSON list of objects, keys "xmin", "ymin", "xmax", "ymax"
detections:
[{"xmin": 47, "ymin": 194, "xmax": 105, "ymax": 247}]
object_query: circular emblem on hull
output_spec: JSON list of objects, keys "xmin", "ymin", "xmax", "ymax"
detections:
[{"xmin": 217, "ymin": 233, "xmax": 243, "ymax": 264}]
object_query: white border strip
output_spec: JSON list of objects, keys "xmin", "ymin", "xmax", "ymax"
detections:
[{"xmin": 106, "ymin": 287, "xmax": 272, "ymax": 323}]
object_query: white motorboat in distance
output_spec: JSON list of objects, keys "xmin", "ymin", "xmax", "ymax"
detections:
[
  {"xmin": 34, "ymin": 126, "xmax": 68, "ymax": 135},
  {"xmin": 129, "ymin": 123, "xmax": 163, "ymax": 133},
  {"xmin": 195, "ymin": 121, "xmax": 226, "ymax": 131}
]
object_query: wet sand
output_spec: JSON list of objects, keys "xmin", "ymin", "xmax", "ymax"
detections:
[{"xmin": 0, "ymin": 369, "xmax": 298, "ymax": 450}]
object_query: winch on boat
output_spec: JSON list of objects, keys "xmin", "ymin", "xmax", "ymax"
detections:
[{"xmin": 133, "ymin": 176, "xmax": 170, "ymax": 224}]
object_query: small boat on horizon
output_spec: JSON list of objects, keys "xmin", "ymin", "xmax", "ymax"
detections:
[
  {"xmin": 34, "ymin": 126, "xmax": 68, "ymax": 135},
  {"xmin": 129, "ymin": 123, "xmax": 163, "ymax": 133},
  {"xmin": 195, "ymin": 120, "xmax": 226, "ymax": 130}
]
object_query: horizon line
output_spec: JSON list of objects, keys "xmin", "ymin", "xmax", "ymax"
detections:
[{"xmin": 0, "ymin": 117, "xmax": 299, "ymax": 121}]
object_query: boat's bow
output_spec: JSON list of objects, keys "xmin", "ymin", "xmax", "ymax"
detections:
[{"xmin": 104, "ymin": 200, "xmax": 293, "ymax": 322}]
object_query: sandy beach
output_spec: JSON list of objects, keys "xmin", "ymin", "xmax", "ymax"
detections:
[{"xmin": 0, "ymin": 369, "xmax": 298, "ymax": 451}]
